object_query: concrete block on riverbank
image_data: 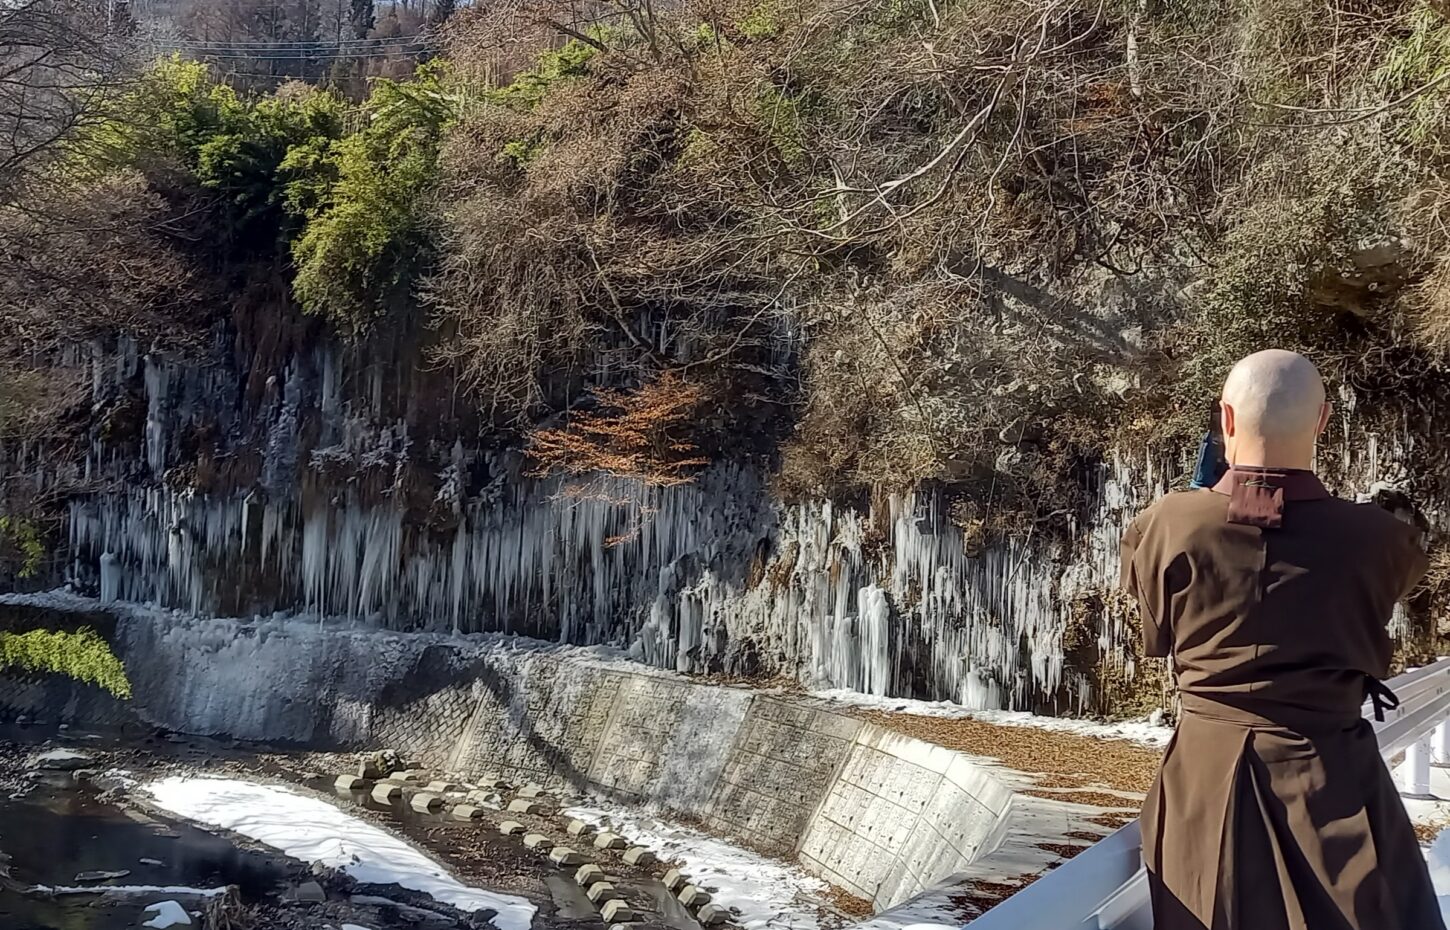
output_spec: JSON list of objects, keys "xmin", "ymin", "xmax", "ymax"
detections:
[
  {"xmin": 593, "ymin": 832, "xmax": 627, "ymax": 850},
  {"xmin": 333, "ymin": 774, "xmax": 366, "ymax": 790},
  {"xmin": 622, "ymin": 846, "xmax": 653, "ymax": 866},
  {"xmin": 409, "ymin": 793, "xmax": 443, "ymax": 812},
  {"xmin": 679, "ymin": 885, "xmax": 712, "ymax": 908},
  {"xmin": 566, "ymin": 818, "xmax": 596, "ymax": 838},
  {"xmin": 662, "ymin": 869, "xmax": 686, "ymax": 891},
  {"xmin": 586, "ymin": 881, "xmax": 620, "ymax": 903},
  {"xmin": 452, "ymin": 805, "xmax": 484, "ymax": 820},
  {"xmin": 697, "ymin": 903, "xmax": 730, "ymax": 925},
  {"xmin": 370, "ymin": 783, "xmax": 401, "ymax": 802},
  {"xmin": 574, "ymin": 864, "xmax": 605, "ymax": 886},
  {"xmin": 499, "ymin": 821, "xmax": 526, "ymax": 836},
  {"xmin": 549, "ymin": 847, "xmax": 586, "ymax": 866},
  {"xmin": 508, "ymin": 799, "xmax": 544, "ymax": 814},
  {"xmin": 523, "ymin": 833, "xmax": 554, "ymax": 851},
  {"xmin": 601, "ymin": 900, "xmax": 635, "ymax": 923}
]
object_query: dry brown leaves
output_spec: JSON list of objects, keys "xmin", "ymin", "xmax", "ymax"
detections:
[{"xmin": 526, "ymin": 371, "xmax": 710, "ymax": 486}]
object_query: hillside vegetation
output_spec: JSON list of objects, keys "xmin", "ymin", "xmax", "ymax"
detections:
[{"xmin": 8, "ymin": 0, "xmax": 1450, "ymax": 549}]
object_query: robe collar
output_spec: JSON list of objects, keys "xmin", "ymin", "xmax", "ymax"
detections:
[{"xmin": 1211, "ymin": 466, "xmax": 1329, "ymax": 529}]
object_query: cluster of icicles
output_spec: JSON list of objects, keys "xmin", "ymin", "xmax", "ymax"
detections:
[{"xmin": 43, "ymin": 335, "xmax": 1425, "ymax": 710}]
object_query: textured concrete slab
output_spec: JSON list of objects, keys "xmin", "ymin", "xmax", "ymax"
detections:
[
  {"xmin": 369, "ymin": 782, "xmax": 401, "ymax": 802},
  {"xmin": 678, "ymin": 885, "xmax": 712, "ymax": 908},
  {"xmin": 451, "ymin": 804, "xmax": 484, "ymax": 820},
  {"xmin": 601, "ymin": 900, "xmax": 634, "ymax": 923},
  {"xmin": 508, "ymin": 799, "xmax": 543, "ymax": 814},
  {"xmin": 585, "ymin": 881, "xmax": 620, "ymax": 903},
  {"xmin": 409, "ymin": 793, "xmax": 443, "ymax": 812},
  {"xmin": 593, "ymin": 832, "xmax": 627, "ymax": 850},
  {"xmin": 574, "ymin": 864, "xmax": 606, "ymax": 886},
  {"xmin": 621, "ymin": 846, "xmax": 654, "ymax": 866},
  {"xmin": 333, "ymin": 774, "xmax": 366, "ymax": 790},
  {"xmin": 549, "ymin": 847, "xmax": 587, "ymax": 866},
  {"xmin": 499, "ymin": 821, "xmax": 526, "ymax": 836},
  {"xmin": 523, "ymin": 833, "xmax": 554, "ymax": 851}
]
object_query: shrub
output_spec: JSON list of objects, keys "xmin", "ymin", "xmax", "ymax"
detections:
[
  {"xmin": 0, "ymin": 627, "xmax": 132, "ymax": 698},
  {"xmin": 288, "ymin": 66, "xmax": 455, "ymax": 330}
]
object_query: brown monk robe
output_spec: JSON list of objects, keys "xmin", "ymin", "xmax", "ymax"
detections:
[{"xmin": 1121, "ymin": 465, "xmax": 1444, "ymax": 930}]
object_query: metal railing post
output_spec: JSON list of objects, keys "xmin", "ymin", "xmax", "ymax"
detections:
[
  {"xmin": 1403, "ymin": 737, "xmax": 1433, "ymax": 797},
  {"xmin": 1433, "ymin": 719, "xmax": 1450, "ymax": 766}
]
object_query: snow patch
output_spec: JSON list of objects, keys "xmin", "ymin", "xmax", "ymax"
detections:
[
  {"xmin": 31, "ymin": 748, "xmax": 94, "ymax": 767},
  {"xmin": 142, "ymin": 900, "xmax": 193, "ymax": 928},
  {"xmin": 564, "ymin": 806, "xmax": 827, "ymax": 930},
  {"xmin": 1426, "ymin": 831, "xmax": 1450, "ymax": 922},
  {"xmin": 810, "ymin": 688, "xmax": 1175, "ymax": 749},
  {"xmin": 32, "ymin": 884, "xmax": 226, "ymax": 896},
  {"xmin": 145, "ymin": 776, "xmax": 535, "ymax": 930}
]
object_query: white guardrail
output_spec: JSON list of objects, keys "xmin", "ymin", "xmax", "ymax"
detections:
[{"xmin": 968, "ymin": 657, "xmax": 1450, "ymax": 930}]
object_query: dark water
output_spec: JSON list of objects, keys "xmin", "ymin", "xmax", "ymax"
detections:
[{"xmin": 0, "ymin": 779, "xmax": 291, "ymax": 930}]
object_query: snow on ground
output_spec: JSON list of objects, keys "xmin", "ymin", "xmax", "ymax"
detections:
[
  {"xmin": 1426, "ymin": 832, "xmax": 1450, "ymax": 922},
  {"xmin": 29, "ymin": 749, "xmax": 94, "ymax": 766},
  {"xmin": 145, "ymin": 776, "xmax": 536, "ymax": 930},
  {"xmin": 31, "ymin": 884, "xmax": 227, "ymax": 896},
  {"xmin": 142, "ymin": 900, "xmax": 193, "ymax": 928},
  {"xmin": 564, "ymin": 805, "xmax": 830, "ymax": 930},
  {"xmin": 810, "ymin": 688, "xmax": 1176, "ymax": 749}
]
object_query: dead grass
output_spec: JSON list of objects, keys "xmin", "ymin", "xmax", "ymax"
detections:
[
  {"xmin": 1021, "ymin": 788, "xmax": 1141, "ymax": 809},
  {"xmin": 1087, "ymin": 811, "xmax": 1138, "ymax": 830},
  {"xmin": 816, "ymin": 884, "xmax": 874, "ymax": 919},
  {"xmin": 854, "ymin": 709, "xmax": 1162, "ymax": 794}
]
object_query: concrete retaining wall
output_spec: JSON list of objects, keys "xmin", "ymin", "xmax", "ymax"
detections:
[{"xmin": 0, "ymin": 601, "xmax": 1038, "ymax": 911}]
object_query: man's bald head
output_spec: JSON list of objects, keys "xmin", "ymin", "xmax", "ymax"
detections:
[{"xmin": 1220, "ymin": 350, "xmax": 1330, "ymax": 468}]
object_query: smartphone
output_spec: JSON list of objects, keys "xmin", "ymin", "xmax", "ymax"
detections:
[{"xmin": 1189, "ymin": 401, "xmax": 1227, "ymax": 489}]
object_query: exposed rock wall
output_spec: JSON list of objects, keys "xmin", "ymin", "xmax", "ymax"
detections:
[{"xmin": 4, "ymin": 329, "xmax": 1433, "ymax": 713}]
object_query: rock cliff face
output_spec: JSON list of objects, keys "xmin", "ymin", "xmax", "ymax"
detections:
[{"xmin": 0, "ymin": 324, "xmax": 1432, "ymax": 714}]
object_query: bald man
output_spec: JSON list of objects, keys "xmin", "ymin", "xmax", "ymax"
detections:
[{"xmin": 1121, "ymin": 350, "xmax": 1443, "ymax": 930}]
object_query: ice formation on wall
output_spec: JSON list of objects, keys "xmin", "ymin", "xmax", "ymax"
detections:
[
  {"xmin": 68, "ymin": 454, "xmax": 1160, "ymax": 710},
  {"xmin": 6, "ymin": 331, "xmax": 1423, "ymax": 712}
]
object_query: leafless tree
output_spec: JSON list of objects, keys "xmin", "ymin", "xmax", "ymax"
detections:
[{"xmin": 0, "ymin": 0, "xmax": 133, "ymax": 204}]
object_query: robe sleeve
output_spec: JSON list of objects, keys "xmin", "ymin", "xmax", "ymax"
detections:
[{"xmin": 1121, "ymin": 513, "xmax": 1172, "ymax": 658}]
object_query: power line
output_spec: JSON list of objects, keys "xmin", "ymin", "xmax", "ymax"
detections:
[
  {"xmin": 147, "ymin": 38, "xmax": 437, "ymax": 62},
  {"xmin": 157, "ymin": 47, "xmax": 432, "ymax": 61},
  {"xmin": 156, "ymin": 34, "xmax": 434, "ymax": 49}
]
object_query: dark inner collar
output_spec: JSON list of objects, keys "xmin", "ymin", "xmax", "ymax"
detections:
[{"xmin": 1211, "ymin": 467, "xmax": 1329, "ymax": 528}]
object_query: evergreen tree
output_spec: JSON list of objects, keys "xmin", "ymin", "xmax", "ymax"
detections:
[
  {"xmin": 429, "ymin": 0, "xmax": 455, "ymax": 26},
  {"xmin": 349, "ymin": 0, "xmax": 374, "ymax": 39}
]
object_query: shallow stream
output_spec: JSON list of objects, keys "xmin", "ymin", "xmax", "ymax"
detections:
[{"xmin": 0, "ymin": 776, "xmax": 292, "ymax": 929}]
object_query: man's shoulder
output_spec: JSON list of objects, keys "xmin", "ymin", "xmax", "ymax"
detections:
[
  {"xmin": 1136, "ymin": 489, "xmax": 1225, "ymax": 522},
  {"xmin": 1132, "ymin": 488, "xmax": 1415, "ymax": 541},
  {"xmin": 1306, "ymin": 493, "xmax": 1419, "ymax": 539}
]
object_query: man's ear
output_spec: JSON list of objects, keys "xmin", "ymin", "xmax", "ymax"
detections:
[
  {"xmin": 1221, "ymin": 401, "xmax": 1236, "ymax": 438},
  {"xmin": 1317, "ymin": 401, "xmax": 1332, "ymax": 435}
]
